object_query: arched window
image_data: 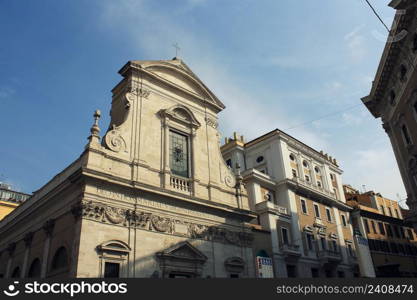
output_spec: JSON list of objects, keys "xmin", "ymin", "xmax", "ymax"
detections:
[
  {"xmin": 412, "ymin": 100, "xmax": 417, "ymax": 121},
  {"xmin": 170, "ymin": 130, "xmax": 190, "ymax": 177},
  {"xmin": 401, "ymin": 124, "xmax": 412, "ymax": 145},
  {"xmin": 51, "ymin": 247, "xmax": 68, "ymax": 271},
  {"xmin": 413, "ymin": 33, "xmax": 417, "ymax": 52},
  {"xmin": 256, "ymin": 250, "xmax": 269, "ymax": 258},
  {"xmin": 11, "ymin": 267, "xmax": 20, "ymax": 278},
  {"xmin": 28, "ymin": 258, "xmax": 41, "ymax": 278},
  {"xmin": 160, "ymin": 105, "xmax": 201, "ymax": 194},
  {"xmin": 400, "ymin": 64, "xmax": 407, "ymax": 81}
]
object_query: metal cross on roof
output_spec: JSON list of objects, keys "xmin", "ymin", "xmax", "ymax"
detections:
[{"xmin": 172, "ymin": 42, "xmax": 180, "ymax": 58}]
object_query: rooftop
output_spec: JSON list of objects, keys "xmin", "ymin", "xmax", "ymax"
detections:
[
  {"xmin": 221, "ymin": 128, "xmax": 339, "ymax": 167},
  {"xmin": 0, "ymin": 182, "xmax": 31, "ymax": 204}
]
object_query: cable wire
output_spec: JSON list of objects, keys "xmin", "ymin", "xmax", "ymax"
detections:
[
  {"xmin": 364, "ymin": 0, "xmax": 391, "ymax": 33},
  {"xmin": 283, "ymin": 104, "xmax": 362, "ymax": 131},
  {"xmin": 363, "ymin": 0, "xmax": 416, "ymax": 71}
]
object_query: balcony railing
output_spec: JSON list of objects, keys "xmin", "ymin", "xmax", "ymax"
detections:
[
  {"xmin": 317, "ymin": 250, "xmax": 342, "ymax": 263},
  {"xmin": 255, "ymin": 200, "xmax": 289, "ymax": 216},
  {"xmin": 170, "ymin": 175, "xmax": 192, "ymax": 193},
  {"xmin": 280, "ymin": 244, "xmax": 301, "ymax": 257},
  {"xmin": 289, "ymin": 177, "xmax": 337, "ymax": 201}
]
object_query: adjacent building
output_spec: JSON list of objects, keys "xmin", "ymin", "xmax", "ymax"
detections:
[
  {"xmin": 221, "ymin": 131, "xmax": 359, "ymax": 278},
  {"xmin": 0, "ymin": 183, "xmax": 30, "ymax": 221},
  {"xmin": 344, "ymin": 185, "xmax": 417, "ymax": 277},
  {"xmin": 362, "ymin": 0, "xmax": 417, "ymax": 230}
]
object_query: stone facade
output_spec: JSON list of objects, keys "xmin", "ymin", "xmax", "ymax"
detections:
[
  {"xmin": 345, "ymin": 185, "xmax": 417, "ymax": 277},
  {"xmin": 0, "ymin": 58, "xmax": 257, "ymax": 278},
  {"xmin": 221, "ymin": 130, "xmax": 359, "ymax": 278},
  {"xmin": 362, "ymin": 0, "xmax": 417, "ymax": 230}
]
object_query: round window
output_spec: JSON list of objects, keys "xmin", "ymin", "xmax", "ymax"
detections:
[
  {"xmin": 256, "ymin": 156, "xmax": 264, "ymax": 163},
  {"xmin": 303, "ymin": 161, "xmax": 308, "ymax": 168}
]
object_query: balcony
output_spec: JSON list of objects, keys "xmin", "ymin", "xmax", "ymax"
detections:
[
  {"xmin": 255, "ymin": 200, "xmax": 289, "ymax": 216},
  {"xmin": 289, "ymin": 177, "xmax": 336, "ymax": 199},
  {"xmin": 170, "ymin": 175, "xmax": 192, "ymax": 193},
  {"xmin": 317, "ymin": 250, "xmax": 342, "ymax": 264},
  {"xmin": 313, "ymin": 218, "xmax": 323, "ymax": 227},
  {"xmin": 280, "ymin": 244, "xmax": 301, "ymax": 257},
  {"xmin": 286, "ymin": 177, "xmax": 352, "ymax": 211}
]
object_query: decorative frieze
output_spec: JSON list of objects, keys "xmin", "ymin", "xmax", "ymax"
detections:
[
  {"xmin": 95, "ymin": 186, "xmax": 220, "ymax": 221},
  {"xmin": 205, "ymin": 117, "xmax": 218, "ymax": 129},
  {"xmin": 126, "ymin": 81, "xmax": 151, "ymax": 99},
  {"xmin": 74, "ymin": 200, "xmax": 253, "ymax": 247}
]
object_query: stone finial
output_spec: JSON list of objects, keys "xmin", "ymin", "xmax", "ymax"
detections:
[{"xmin": 88, "ymin": 109, "xmax": 101, "ymax": 143}]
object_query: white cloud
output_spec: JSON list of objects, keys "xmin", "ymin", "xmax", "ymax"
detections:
[
  {"xmin": 341, "ymin": 110, "xmax": 366, "ymax": 126},
  {"xmin": 96, "ymin": 0, "xmax": 328, "ymax": 146},
  {"xmin": 344, "ymin": 25, "xmax": 367, "ymax": 63},
  {"xmin": 340, "ymin": 143, "xmax": 406, "ymax": 201},
  {"xmin": 95, "ymin": 0, "xmax": 406, "ymax": 203}
]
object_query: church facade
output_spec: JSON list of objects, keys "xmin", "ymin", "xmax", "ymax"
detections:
[{"xmin": 0, "ymin": 59, "xmax": 258, "ymax": 278}]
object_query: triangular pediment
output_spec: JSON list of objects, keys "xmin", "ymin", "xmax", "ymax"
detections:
[
  {"xmin": 127, "ymin": 59, "xmax": 225, "ymax": 112},
  {"xmin": 158, "ymin": 241, "xmax": 207, "ymax": 261},
  {"xmin": 160, "ymin": 104, "xmax": 201, "ymax": 128}
]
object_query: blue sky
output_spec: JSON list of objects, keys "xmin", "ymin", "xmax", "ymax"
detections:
[{"xmin": 0, "ymin": 0, "xmax": 406, "ymax": 204}]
